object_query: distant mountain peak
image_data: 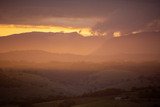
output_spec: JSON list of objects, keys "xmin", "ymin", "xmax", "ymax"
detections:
[
  {"xmin": 0, "ymin": 32, "xmax": 105, "ymax": 55},
  {"xmin": 0, "ymin": 32, "xmax": 85, "ymax": 40}
]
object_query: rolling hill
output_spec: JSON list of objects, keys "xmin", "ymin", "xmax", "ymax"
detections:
[{"xmin": 0, "ymin": 50, "xmax": 84, "ymax": 63}]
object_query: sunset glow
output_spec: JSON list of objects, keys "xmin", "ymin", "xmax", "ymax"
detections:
[
  {"xmin": 113, "ymin": 31, "xmax": 121, "ymax": 37},
  {"xmin": 0, "ymin": 0, "xmax": 160, "ymax": 106},
  {"xmin": 0, "ymin": 24, "xmax": 92, "ymax": 37}
]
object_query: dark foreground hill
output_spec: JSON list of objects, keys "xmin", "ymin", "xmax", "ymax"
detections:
[{"xmin": 0, "ymin": 62, "xmax": 160, "ymax": 106}]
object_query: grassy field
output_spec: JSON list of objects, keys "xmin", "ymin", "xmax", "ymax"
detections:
[
  {"xmin": 31, "ymin": 97, "xmax": 160, "ymax": 107},
  {"xmin": 73, "ymin": 100, "xmax": 141, "ymax": 107},
  {"xmin": 1, "ymin": 96, "xmax": 159, "ymax": 107}
]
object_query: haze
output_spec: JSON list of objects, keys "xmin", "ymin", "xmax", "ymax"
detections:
[{"xmin": 0, "ymin": 0, "xmax": 160, "ymax": 107}]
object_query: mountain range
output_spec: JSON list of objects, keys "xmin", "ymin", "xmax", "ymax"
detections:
[
  {"xmin": 0, "ymin": 32, "xmax": 106, "ymax": 55},
  {"xmin": 0, "ymin": 31, "xmax": 160, "ymax": 105},
  {"xmin": 0, "ymin": 31, "xmax": 160, "ymax": 63}
]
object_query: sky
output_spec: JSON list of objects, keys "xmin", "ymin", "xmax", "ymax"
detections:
[{"xmin": 0, "ymin": 0, "xmax": 160, "ymax": 37}]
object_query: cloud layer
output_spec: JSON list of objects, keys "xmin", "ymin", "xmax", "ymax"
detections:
[{"xmin": 0, "ymin": 0, "xmax": 160, "ymax": 36}]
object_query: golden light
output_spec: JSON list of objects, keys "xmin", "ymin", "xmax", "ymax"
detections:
[
  {"xmin": 113, "ymin": 31, "xmax": 121, "ymax": 37},
  {"xmin": 132, "ymin": 30, "xmax": 141, "ymax": 34},
  {"xmin": 0, "ymin": 24, "xmax": 92, "ymax": 37}
]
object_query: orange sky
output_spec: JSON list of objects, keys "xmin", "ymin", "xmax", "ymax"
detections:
[
  {"xmin": 0, "ymin": 1, "xmax": 159, "ymax": 37},
  {"xmin": 0, "ymin": 17, "xmax": 104, "ymax": 37},
  {"xmin": 0, "ymin": 24, "xmax": 92, "ymax": 37},
  {"xmin": 0, "ymin": 24, "xmax": 124, "ymax": 37}
]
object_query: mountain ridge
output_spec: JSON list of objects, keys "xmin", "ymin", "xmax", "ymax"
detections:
[
  {"xmin": 93, "ymin": 31, "xmax": 160, "ymax": 55},
  {"xmin": 0, "ymin": 32, "xmax": 106, "ymax": 55}
]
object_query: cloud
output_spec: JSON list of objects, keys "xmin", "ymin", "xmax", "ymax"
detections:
[
  {"xmin": 0, "ymin": 0, "xmax": 160, "ymax": 35},
  {"xmin": 91, "ymin": 0, "xmax": 160, "ymax": 36},
  {"xmin": 145, "ymin": 19, "xmax": 160, "ymax": 32},
  {"xmin": 0, "ymin": 0, "xmax": 118, "ymax": 25}
]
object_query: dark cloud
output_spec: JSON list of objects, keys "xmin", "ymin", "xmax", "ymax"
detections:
[
  {"xmin": 91, "ymin": 0, "xmax": 160, "ymax": 35},
  {"xmin": 0, "ymin": 0, "xmax": 114, "ymax": 21},
  {"xmin": 0, "ymin": 0, "xmax": 160, "ymax": 34}
]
